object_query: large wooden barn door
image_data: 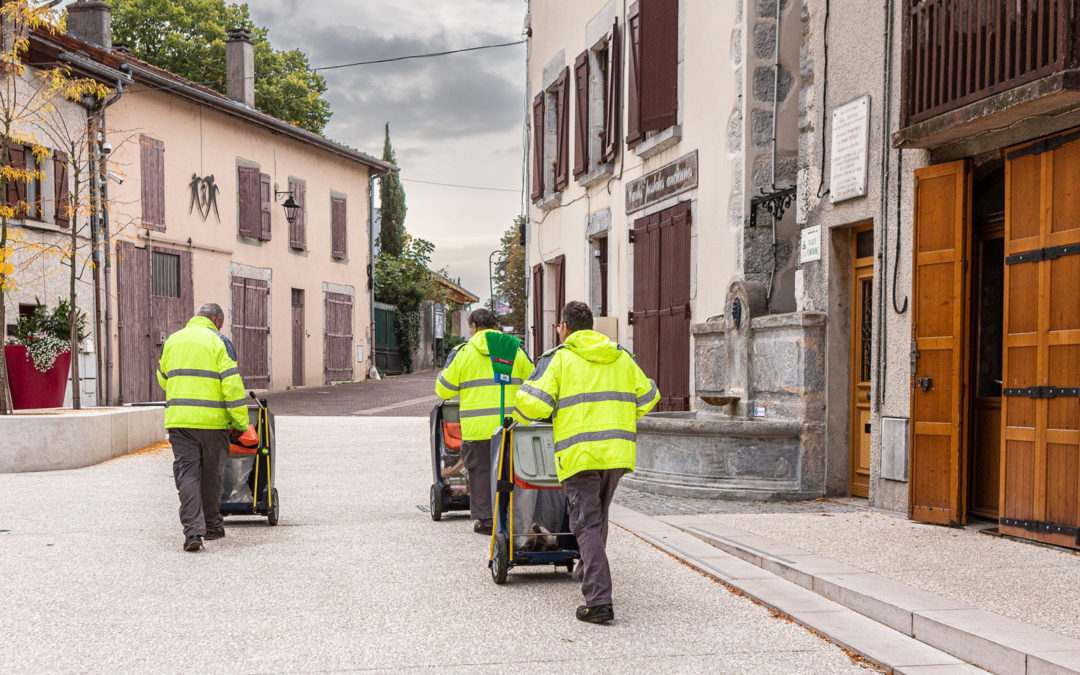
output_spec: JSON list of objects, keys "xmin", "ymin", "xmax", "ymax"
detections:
[
  {"xmin": 1000, "ymin": 131, "xmax": 1080, "ymax": 550},
  {"xmin": 230, "ymin": 276, "xmax": 270, "ymax": 389},
  {"xmin": 910, "ymin": 160, "xmax": 970, "ymax": 525}
]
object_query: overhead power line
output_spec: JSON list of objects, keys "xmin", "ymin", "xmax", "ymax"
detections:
[
  {"xmin": 402, "ymin": 178, "xmax": 519, "ymax": 193},
  {"xmin": 313, "ymin": 40, "xmax": 525, "ymax": 72}
]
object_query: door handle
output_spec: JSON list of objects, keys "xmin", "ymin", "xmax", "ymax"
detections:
[{"xmin": 917, "ymin": 376, "xmax": 932, "ymax": 392}]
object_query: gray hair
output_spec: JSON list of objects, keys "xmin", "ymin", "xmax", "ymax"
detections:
[{"xmin": 197, "ymin": 302, "xmax": 225, "ymax": 324}]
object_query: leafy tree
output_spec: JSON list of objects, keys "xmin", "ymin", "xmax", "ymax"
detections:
[
  {"xmin": 492, "ymin": 216, "xmax": 526, "ymax": 333},
  {"xmin": 378, "ymin": 123, "xmax": 406, "ymax": 257},
  {"xmin": 110, "ymin": 0, "xmax": 331, "ymax": 134},
  {"xmin": 0, "ymin": 1, "xmax": 109, "ymax": 413},
  {"xmin": 374, "ymin": 236, "xmax": 436, "ymax": 373}
]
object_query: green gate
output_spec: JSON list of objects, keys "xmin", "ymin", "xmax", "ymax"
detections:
[{"xmin": 374, "ymin": 302, "xmax": 403, "ymax": 376}]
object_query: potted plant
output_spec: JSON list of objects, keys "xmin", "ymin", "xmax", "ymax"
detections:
[{"xmin": 4, "ymin": 299, "xmax": 87, "ymax": 410}]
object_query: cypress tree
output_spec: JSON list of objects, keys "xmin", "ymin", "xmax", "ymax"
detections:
[{"xmin": 378, "ymin": 123, "xmax": 407, "ymax": 257}]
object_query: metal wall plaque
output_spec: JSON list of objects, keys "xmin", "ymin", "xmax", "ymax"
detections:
[
  {"xmin": 800, "ymin": 225, "xmax": 822, "ymax": 263},
  {"xmin": 626, "ymin": 150, "xmax": 698, "ymax": 213},
  {"xmin": 829, "ymin": 96, "xmax": 870, "ymax": 203}
]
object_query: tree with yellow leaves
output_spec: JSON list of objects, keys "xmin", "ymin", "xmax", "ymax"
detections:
[{"xmin": 0, "ymin": 1, "xmax": 109, "ymax": 413}]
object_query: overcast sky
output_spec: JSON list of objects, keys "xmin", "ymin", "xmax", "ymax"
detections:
[{"xmin": 247, "ymin": 0, "xmax": 528, "ymax": 306}]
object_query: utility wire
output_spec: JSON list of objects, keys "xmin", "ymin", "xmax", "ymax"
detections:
[
  {"xmin": 402, "ymin": 177, "xmax": 519, "ymax": 193},
  {"xmin": 313, "ymin": 40, "xmax": 526, "ymax": 72}
]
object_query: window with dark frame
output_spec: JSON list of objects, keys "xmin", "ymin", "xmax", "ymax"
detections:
[{"xmin": 151, "ymin": 251, "xmax": 181, "ymax": 298}]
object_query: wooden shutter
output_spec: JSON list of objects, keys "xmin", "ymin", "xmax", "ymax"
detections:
[
  {"xmin": 554, "ymin": 67, "xmax": 570, "ymax": 192},
  {"xmin": 324, "ymin": 291, "xmax": 354, "ymax": 383},
  {"xmin": 552, "ymin": 254, "xmax": 566, "ymax": 346},
  {"xmin": 1000, "ymin": 132, "xmax": 1080, "ymax": 550},
  {"xmin": 231, "ymin": 276, "xmax": 270, "ymax": 389},
  {"xmin": 5, "ymin": 144, "xmax": 25, "ymax": 217},
  {"xmin": 639, "ymin": 0, "xmax": 679, "ymax": 132},
  {"xmin": 625, "ymin": 1, "xmax": 643, "ymax": 147},
  {"xmin": 657, "ymin": 202, "xmax": 691, "ymax": 411},
  {"xmin": 909, "ymin": 160, "xmax": 970, "ymax": 526},
  {"xmin": 331, "ymin": 197, "xmax": 347, "ymax": 260},
  {"xmin": 237, "ymin": 165, "xmax": 260, "ymax": 238},
  {"xmin": 531, "ymin": 93, "xmax": 544, "ymax": 201},
  {"xmin": 139, "ymin": 135, "xmax": 164, "ymax": 231},
  {"xmin": 259, "ymin": 172, "xmax": 272, "ymax": 241},
  {"xmin": 289, "ymin": 180, "xmax": 305, "ymax": 250},
  {"xmin": 631, "ymin": 211, "xmax": 661, "ymax": 379},
  {"xmin": 532, "ymin": 263, "xmax": 545, "ymax": 354},
  {"xmin": 602, "ymin": 19, "xmax": 622, "ymax": 163},
  {"xmin": 573, "ymin": 51, "xmax": 590, "ymax": 180},
  {"xmin": 53, "ymin": 151, "xmax": 68, "ymax": 228}
]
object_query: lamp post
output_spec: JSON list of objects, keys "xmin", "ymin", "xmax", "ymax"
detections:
[{"xmin": 488, "ymin": 249, "xmax": 500, "ymax": 313}]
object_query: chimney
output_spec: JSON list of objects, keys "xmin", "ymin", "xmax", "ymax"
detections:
[
  {"xmin": 67, "ymin": 0, "xmax": 112, "ymax": 50},
  {"xmin": 225, "ymin": 28, "xmax": 254, "ymax": 107}
]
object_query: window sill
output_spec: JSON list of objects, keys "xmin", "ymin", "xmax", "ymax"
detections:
[
  {"xmin": 578, "ymin": 162, "xmax": 614, "ymax": 189},
  {"xmin": 633, "ymin": 125, "xmax": 682, "ymax": 160},
  {"xmin": 536, "ymin": 192, "xmax": 563, "ymax": 212},
  {"xmin": 11, "ymin": 219, "xmax": 68, "ymax": 236}
]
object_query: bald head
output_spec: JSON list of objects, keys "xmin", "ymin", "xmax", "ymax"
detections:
[{"xmin": 197, "ymin": 302, "xmax": 225, "ymax": 330}]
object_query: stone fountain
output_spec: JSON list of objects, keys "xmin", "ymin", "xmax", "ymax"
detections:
[{"xmin": 623, "ymin": 280, "xmax": 827, "ymax": 500}]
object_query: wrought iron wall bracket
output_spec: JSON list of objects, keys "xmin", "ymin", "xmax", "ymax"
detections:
[{"xmin": 749, "ymin": 187, "xmax": 796, "ymax": 228}]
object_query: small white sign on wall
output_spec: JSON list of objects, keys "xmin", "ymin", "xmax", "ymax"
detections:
[
  {"xmin": 800, "ymin": 225, "xmax": 822, "ymax": 263},
  {"xmin": 830, "ymin": 95, "xmax": 871, "ymax": 203}
]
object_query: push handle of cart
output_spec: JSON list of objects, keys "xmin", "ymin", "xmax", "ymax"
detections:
[{"xmin": 248, "ymin": 391, "xmax": 268, "ymax": 409}]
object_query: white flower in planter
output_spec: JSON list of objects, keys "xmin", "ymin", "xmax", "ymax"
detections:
[{"xmin": 21, "ymin": 331, "xmax": 70, "ymax": 373}]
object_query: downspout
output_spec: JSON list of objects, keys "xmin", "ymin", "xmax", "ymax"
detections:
[
  {"xmin": 368, "ymin": 171, "xmax": 376, "ymax": 378},
  {"xmin": 99, "ymin": 67, "xmax": 128, "ymax": 405},
  {"xmin": 874, "ymin": 0, "xmax": 894, "ymax": 414},
  {"xmin": 770, "ymin": 0, "xmax": 781, "ymax": 188},
  {"xmin": 88, "ymin": 113, "xmax": 102, "ymax": 405}
]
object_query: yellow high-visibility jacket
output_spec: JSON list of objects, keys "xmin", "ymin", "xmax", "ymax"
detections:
[
  {"xmin": 435, "ymin": 329, "xmax": 534, "ymax": 441},
  {"xmin": 157, "ymin": 316, "xmax": 248, "ymax": 431},
  {"xmin": 514, "ymin": 329, "xmax": 659, "ymax": 482}
]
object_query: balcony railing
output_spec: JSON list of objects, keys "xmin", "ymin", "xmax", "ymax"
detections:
[{"xmin": 903, "ymin": 0, "xmax": 1078, "ymax": 125}]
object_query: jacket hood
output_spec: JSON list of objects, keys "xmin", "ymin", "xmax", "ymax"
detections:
[
  {"xmin": 564, "ymin": 330, "xmax": 620, "ymax": 363},
  {"xmin": 468, "ymin": 329, "xmax": 498, "ymax": 356},
  {"xmin": 187, "ymin": 316, "xmax": 218, "ymax": 330}
]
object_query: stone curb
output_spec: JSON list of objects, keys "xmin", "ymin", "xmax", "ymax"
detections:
[
  {"xmin": 655, "ymin": 512, "xmax": 1080, "ymax": 675},
  {"xmin": 609, "ymin": 504, "xmax": 982, "ymax": 674}
]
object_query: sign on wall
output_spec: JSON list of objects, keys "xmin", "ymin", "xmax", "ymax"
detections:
[
  {"xmin": 434, "ymin": 303, "xmax": 445, "ymax": 339},
  {"xmin": 829, "ymin": 96, "xmax": 870, "ymax": 203},
  {"xmin": 800, "ymin": 225, "xmax": 822, "ymax": 263},
  {"xmin": 626, "ymin": 150, "xmax": 698, "ymax": 213}
]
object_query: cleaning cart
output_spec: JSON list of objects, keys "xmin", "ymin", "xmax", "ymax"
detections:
[
  {"xmin": 220, "ymin": 392, "xmax": 279, "ymax": 525},
  {"xmin": 428, "ymin": 399, "xmax": 470, "ymax": 520}
]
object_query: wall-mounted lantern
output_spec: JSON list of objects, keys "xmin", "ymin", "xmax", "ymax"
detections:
[{"xmin": 275, "ymin": 189, "xmax": 300, "ymax": 225}]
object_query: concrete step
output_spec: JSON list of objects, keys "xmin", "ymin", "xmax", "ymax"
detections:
[
  {"xmin": 609, "ymin": 505, "xmax": 983, "ymax": 674},
  {"xmin": 656, "ymin": 512, "xmax": 1080, "ymax": 675}
]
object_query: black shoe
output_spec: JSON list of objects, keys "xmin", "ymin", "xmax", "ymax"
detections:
[
  {"xmin": 183, "ymin": 535, "xmax": 203, "ymax": 552},
  {"xmin": 576, "ymin": 604, "xmax": 614, "ymax": 623},
  {"xmin": 204, "ymin": 527, "xmax": 225, "ymax": 541},
  {"xmin": 473, "ymin": 521, "xmax": 493, "ymax": 535}
]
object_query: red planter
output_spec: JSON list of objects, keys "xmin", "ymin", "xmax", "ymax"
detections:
[{"xmin": 4, "ymin": 344, "xmax": 71, "ymax": 410}]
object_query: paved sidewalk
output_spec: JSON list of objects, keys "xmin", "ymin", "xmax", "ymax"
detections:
[{"xmin": 260, "ymin": 369, "xmax": 439, "ymax": 416}]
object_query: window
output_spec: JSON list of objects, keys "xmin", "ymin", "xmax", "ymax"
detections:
[
  {"xmin": 140, "ymin": 135, "xmax": 165, "ymax": 231},
  {"xmin": 626, "ymin": 0, "xmax": 679, "ymax": 148},
  {"xmin": 575, "ymin": 17, "xmax": 622, "ymax": 182},
  {"xmin": 53, "ymin": 151, "xmax": 68, "ymax": 227},
  {"xmin": 590, "ymin": 236, "xmax": 609, "ymax": 317},
  {"xmin": 151, "ymin": 251, "xmax": 181, "ymax": 298},
  {"xmin": 6, "ymin": 303, "xmax": 37, "ymax": 337},
  {"xmin": 4, "ymin": 144, "xmax": 26, "ymax": 218},
  {"xmin": 531, "ymin": 65, "xmax": 570, "ymax": 203},
  {"xmin": 237, "ymin": 165, "xmax": 271, "ymax": 241},
  {"xmin": 331, "ymin": 196, "xmax": 347, "ymax": 260}
]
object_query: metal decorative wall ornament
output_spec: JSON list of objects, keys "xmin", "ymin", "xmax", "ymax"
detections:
[
  {"xmin": 749, "ymin": 186, "xmax": 796, "ymax": 228},
  {"xmin": 188, "ymin": 174, "xmax": 221, "ymax": 222}
]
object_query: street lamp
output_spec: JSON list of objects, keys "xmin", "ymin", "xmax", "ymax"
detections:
[
  {"xmin": 488, "ymin": 249, "xmax": 500, "ymax": 313},
  {"xmin": 275, "ymin": 189, "xmax": 301, "ymax": 225}
]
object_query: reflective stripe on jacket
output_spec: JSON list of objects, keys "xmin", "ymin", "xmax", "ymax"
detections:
[
  {"xmin": 435, "ymin": 329, "xmax": 534, "ymax": 441},
  {"xmin": 158, "ymin": 316, "xmax": 248, "ymax": 431},
  {"xmin": 513, "ymin": 329, "xmax": 659, "ymax": 482}
]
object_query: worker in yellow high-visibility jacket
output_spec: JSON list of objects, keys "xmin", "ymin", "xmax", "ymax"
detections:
[
  {"xmin": 514, "ymin": 301, "xmax": 659, "ymax": 624},
  {"xmin": 157, "ymin": 303, "xmax": 248, "ymax": 552},
  {"xmin": 435, "ymin": 308, "xmax": 533, "ymax": 535}
]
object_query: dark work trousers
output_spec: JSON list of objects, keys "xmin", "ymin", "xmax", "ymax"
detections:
[
  {"xmin": 168, "ymin": 428, "xmax": 230, "ymax": 537},
  {"xmin": 562, "ymin": 468, "xmax": 626, "ymax": 607},
  {"xmin": 461, "ymin": 439, "xmax": 494, "ymax": 525}
]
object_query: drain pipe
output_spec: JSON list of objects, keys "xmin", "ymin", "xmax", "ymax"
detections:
[
  {"xmin": 99, "ymin": 67, "xmax": 129, "ymax": 405},
  {"xmin": 873, "ymin": 0, "xmax": 894, "ymax": 414},
  {"xmin": 770, "ymin": 0, "xmax": 782, "ymax": 188}
]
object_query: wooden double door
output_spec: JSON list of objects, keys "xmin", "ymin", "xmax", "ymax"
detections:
[{"xmin": 910, "ymin": 130, "xmax": 1080, "ymax": 549}]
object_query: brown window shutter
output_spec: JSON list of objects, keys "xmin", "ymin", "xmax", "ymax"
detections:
[
  {"xmin": 555, "ymin": 67, "xmax": 570, "ymax": 191},
  {"xmin": 140, "ymin": 135, "xmax": 165, "ymax": 231},
  {"xmin": 552, "ymin": 254, "xmax": 566, "ymax": 345},
  {"xmin": 573, "ymin": 51, "xmax": 589, "ymax": 179},
  {"xmin": 602, "ymin": 19, "xmax": 622, "ymax": 162},
  {"xmin": 289, "ymin": 180, "xmax": 305, "ymax": 250},
  {"xmin": 331, "ymin": 197, "xmax": 347, "ymax": 260},
  {"xmin": 237, "ymin": 165, "xmax": 260, "ymax": 238},
  {"xmin": 531, "ymin": 263, "xmax": 544, "ymax": 354},
  {"xmin": 640, "ymin": 0, "xmax": 679, "ymax": 132},
  {"xmin": 259, "ymin": 172, "xmax": 272, "ymax": 241},
  {"xmin": 6, "ymin": 144, "xmax": 26, "ymax": 217},
  {"xmin": 53, "ymin": 151, "xmax": 68, "ymax": 227},
  {"xmin": 531, "ymin": 93, "xmax": 544, "ymax": 201},
  {"xmin": 626, "ymin": 1, "xmax": 643, "ymax": 147}
]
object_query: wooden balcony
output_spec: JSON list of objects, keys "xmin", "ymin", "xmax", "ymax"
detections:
[{"xmin": 896, "ymin": 0, "xmax": 1080, "ymax": 154}]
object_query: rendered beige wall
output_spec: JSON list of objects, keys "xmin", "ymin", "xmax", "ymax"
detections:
[{"xmin": 104, "ymin": 89, "xmax": 372, "ymax": 395}]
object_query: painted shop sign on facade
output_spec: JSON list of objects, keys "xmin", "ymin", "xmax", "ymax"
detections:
[
  {"xmin": 829, "ymin": 95, "xmax": 870, "ymax": 203},
  {"xmin": 626, "ymin": 150, "xmax": 698, "ymax": 213}
]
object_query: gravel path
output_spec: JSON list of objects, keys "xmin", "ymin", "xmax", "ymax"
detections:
[{"xmin": 0, "ymin": 417, "xmax": 878, "ymax": 673}]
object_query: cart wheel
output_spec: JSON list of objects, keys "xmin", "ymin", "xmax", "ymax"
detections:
[
  {"xmin": 565, "ymin": 559, "xmax": 575, "ymax": 574},
  {"xmin": 429, "ymin": 484, "xmax": 443, "ymax": 522},
  {"xmin": 490, "ymin": 533, "xmax": 509, "ymax": 585},
  {"xmin": 267, "ymin": 489, "xmax": 279, "ymax": 526}
]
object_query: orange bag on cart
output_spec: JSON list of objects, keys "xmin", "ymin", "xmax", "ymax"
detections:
[{"xmin": 230, "ymin": 425, "xmax": 259, "ymax": 454}]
